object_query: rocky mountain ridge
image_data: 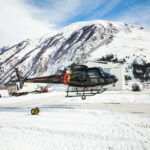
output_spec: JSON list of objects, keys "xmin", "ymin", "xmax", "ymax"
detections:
[{"xmin": 0, "ymin": 20, "xmax": 150, "ymax": 85}]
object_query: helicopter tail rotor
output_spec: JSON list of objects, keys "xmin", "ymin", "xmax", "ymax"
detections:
[{"xmin": 14, "ymin": 68, "xmax": 24, "ymax": 89}]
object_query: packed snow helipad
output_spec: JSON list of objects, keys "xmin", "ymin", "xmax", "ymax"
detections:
[{"xmin": 0, "ymin": 90, "xmax": 150, "ymax": 150}]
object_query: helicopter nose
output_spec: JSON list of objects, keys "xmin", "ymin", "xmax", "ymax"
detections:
[{"xmin": 112, "ymin": 75, "xmax": 118, "ymax": 83}]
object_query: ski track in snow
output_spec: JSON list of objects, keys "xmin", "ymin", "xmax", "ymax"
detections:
[
  {"xmin": 0, "ymin": 108, "xmax": 150, "ymax": 150},
  {"xmin": 0, "ymin": 90, "xmax": 150, "ymax": 150}
]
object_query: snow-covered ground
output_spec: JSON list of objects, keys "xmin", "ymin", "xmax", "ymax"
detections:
[
  {"xmin": 0, "ymin": 90, "xmax": 150, "ymax": 150},
  {"xmin": 0, "ymin": 107, "xmax": 150, "ymax": 150},
  {"xmin": 0, "ymin": 89, "xmax": 150, "ymax": 105}
]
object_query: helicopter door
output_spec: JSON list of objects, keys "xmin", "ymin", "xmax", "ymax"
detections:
[
  {"xmin": 87, "ymin": 70, "xmax": 100, "ymax": 85},
  {"xmin": 70, "ymin": 70, "xmax": 86, "ymax": 83}
]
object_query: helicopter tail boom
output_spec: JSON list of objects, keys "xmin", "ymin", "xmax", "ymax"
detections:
[{"xmin": 14, "ymin": 68, "xmax": 69, "ymax": 86}]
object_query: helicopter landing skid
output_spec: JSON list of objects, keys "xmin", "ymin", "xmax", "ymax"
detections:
[{"xmin": 66, "ymin": 86, "xmax": 107, "ymax": 100}]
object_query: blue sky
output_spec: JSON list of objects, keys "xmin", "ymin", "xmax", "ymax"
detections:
[
  {"xmin": 28, "ymin": 0, "xmax": 150, "ymax": 27},
  {"xmin": 0, "ymin": 0, "xmax": 150, "ymax": 47}
]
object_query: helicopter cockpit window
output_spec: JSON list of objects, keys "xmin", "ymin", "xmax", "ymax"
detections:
[
  {"xmin": 88, "ymin": 70, "xmax": 99, "ymax": 77},
  {"xmin": 103, "ymin": 72, "xmax": 111, "ymax": 77},
  {"xmin": 87, "ymin": 70, "xmax": 99, "ymax": 84},
  {"xmin": 98, "ymin": 68, "xmax": 111, "ymax": 78}
]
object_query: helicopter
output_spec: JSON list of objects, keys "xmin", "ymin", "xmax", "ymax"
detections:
[
  {"xmin": 12, "ymin": 37, "xmax": 118, "ymax": 100},
  {"xmin": 13, "ymin": 64, "xmax": 118, "ymax": 100}
]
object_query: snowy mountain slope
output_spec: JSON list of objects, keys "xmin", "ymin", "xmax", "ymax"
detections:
[{"xmin": 0, "ymin": 20, "xmax": 150, "ymax": 85}]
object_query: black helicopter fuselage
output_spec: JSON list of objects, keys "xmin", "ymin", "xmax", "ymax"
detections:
[
  {"xmin": 19, "ymin": 65, "xmax": 118, "ymax": 88},
  {"xmin": 66, "ymin": 65, "xmax": 118, "ymax": 87}
]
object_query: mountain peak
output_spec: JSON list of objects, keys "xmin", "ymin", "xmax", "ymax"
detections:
[{"xmin": 0, "ymin": 20, "xmax": 150, "ymax": 85}]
